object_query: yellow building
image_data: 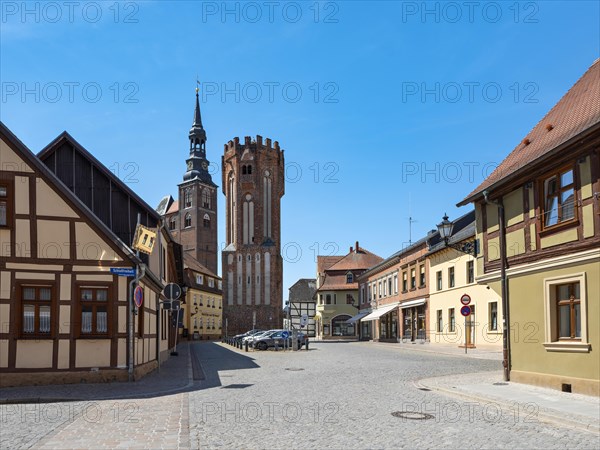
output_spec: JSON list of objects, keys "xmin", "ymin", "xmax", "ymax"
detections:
[
  {"xmin": 458, "ymin": 60, "xmax": 600, "ymax": 395},
  {"xmin": 427, "ymin": 211, "xmax": 502, "ymax": 350},
  {"xmin": 182, "ymin": 254, "xmax": 222, "ymax": 340}
]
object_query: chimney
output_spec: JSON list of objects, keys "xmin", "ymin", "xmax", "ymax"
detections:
[
  {"xmin": 349, "ymin": 246, "xmax": 353, "ymax": 253},
  {"xmin": 355, "ymin": 241, "xmax": 359, "ymax": 253}
]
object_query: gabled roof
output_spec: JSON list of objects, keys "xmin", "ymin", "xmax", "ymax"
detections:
[
  {"xmin": 183, "ymin": 253, "xmax": 218, "ymax": 278},
  {"xmin": 316, "ymin": 255, "xmax": 344, "ymax": 274},
  {"xmin": 156, "ymin": 195, "xmax": 174, "ymax": 215},
  {"xmin": 326, "ymin": 245, "xmax": 383, "ymax": 272},
  {"xmin": 1, "ymin": 122, "xmax": 165, "ymax": 291},
  {"xmin": 288, "ymin": 278, "xmax": 317, "ymax": 302},
  {"xmin": 38, "ymin": 131, "xmax": 161, "ymax": 222},
  {"xmin": 459, "ymin": 59, "xmax": 600, "ymax": 206},
  {"xmin": 166, "ymin": 200, "xmax": 179, "ymax": 215}
]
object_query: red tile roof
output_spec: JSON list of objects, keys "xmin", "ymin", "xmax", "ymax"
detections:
[
  {"xmin": 183, "ymin": 253, "xmax": 218, "ymax": 278},
  {"xmin": 327, "ymin": 248, "xmax": 384, "ymax": 272},
  {"xmin": 317, "ymin": 255, "xmax": 344, "ymax": 274},
  {"xmin": 166, "ymin": 200, "xmax": 179, "ymax": 214},
  {"xmin": 459, "ymin": 59, "xmax": 600, "ymax": 205},
  {"xmin": 318, "ymin": 274, "xmax": 358, "ymax": 291}
]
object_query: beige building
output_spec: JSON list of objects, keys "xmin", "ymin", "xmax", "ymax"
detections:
[
  {"xmin": 458, "ymin": 60, "xmax": 600, "ymax": 395},
  {"xmin": 427, "ymin": 211, "xmax": 503, "ymax": 350},
  {"xmin": 0, "ymin": 123, "xmax": 178, "ymax": 387},
  {"xmin": 182, "ymin": 254, "xmax": 223, "ymax": 340}
]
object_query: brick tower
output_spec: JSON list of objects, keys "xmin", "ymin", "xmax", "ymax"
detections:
[
  {"xmin": 172, "ymin": 88, "xmax": 218, "ymax": 274},
  {"xmin": 221, "ymin": 136, "xmax": 285, "ymax": 335}
]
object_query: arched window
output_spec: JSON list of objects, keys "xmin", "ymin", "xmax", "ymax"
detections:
[
  {"xmin": 184, "ymin": 213, "xmax": 192, "ymax": 228},
  {"xmin": 247, "ymin": 165, "xmax": 252, "ymax": 174},
  {"xmin": 203, "ymin": 213, "xmax": 210, "ymax": 228},
  {"xmin": 184, "ymin": 189, "xmax": 192, "ymax": 208},
  {"xmin": 331, "ymin": 315, "xmax": 354, "ymax": 337},
  {"xmin": 169, "ymin": 216, "xmax": 176, "ymax": 231},
  {"xmin": 202, "ymin": 189, "xmax": 211, "ymax": 209},
  {"xmin": 242, "ymin": 165, "xmax": 247, "ymax": 175}
]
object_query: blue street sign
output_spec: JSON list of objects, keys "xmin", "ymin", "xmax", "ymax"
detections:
[
  {"xmin": 110, "ymin": 267, "xmax": 136, "ymax": 277},
  {"xmin": 281, "ymin": 330, "xmax": 290, "ymax": 339}
]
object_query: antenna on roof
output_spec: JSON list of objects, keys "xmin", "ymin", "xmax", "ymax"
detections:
[{"xmin": 408, "ymin": 192, "xmax": 417, "ymax": 245}]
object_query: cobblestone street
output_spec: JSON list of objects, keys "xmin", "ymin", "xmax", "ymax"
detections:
[{"xmin": 1, "ymin": 341, "xmax": 599, "ymax": 449}]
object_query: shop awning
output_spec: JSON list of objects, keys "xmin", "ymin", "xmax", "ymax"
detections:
[
  {"xmin": 399, "ymin": 298, "xmax": 426, "ymax": 309},
  {"xmin": 345, "ymin": 310, "xmax": 370, "ymax": 324},
  {"xmin": 361, "ymin": 303, "xmax": 399, "ymax": 321}
]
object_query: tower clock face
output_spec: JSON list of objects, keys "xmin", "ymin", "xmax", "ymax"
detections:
[
  {"xmin": 202, "ymin": 161, "xmax": 208, "ymax": 170},
  {"xmin": 187, "ymin": 161, "xmax": 193, "ymax": 170}
]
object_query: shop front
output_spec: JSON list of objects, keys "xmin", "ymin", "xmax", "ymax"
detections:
[
  {"xmin": 362, "ymin": 303, "xmax": 399, "ymax": 342},
  {"xmin": 400, "ymin": 299, "xmax": 428, "ymax": 342}
]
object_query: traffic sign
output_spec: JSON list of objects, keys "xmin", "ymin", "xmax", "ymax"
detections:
[
  {"xmin": 110, "ymin": 267, "xmax": 136, "ymax": 277},
  {"xmin": 460, "ymin": 294, "xmax": 471, "ymax": 305},
  {"xmin": 134, "ymin": 286, "xmax": 144, "ymax": 308},
  {"xmin": 163, "ymin": 283, "xmax": 182, "ymax": 301},
  {"xmin": 460, "ymin": 305, "xmax": 471, "ymax": 317},
  {"xmin": 281, "ymin": 330, "xmax": 290, "ymax": 339}
]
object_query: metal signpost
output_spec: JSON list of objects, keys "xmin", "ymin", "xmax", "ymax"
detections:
[
  {"xmin": 162, "ymin": 283, "xmax": 182, "ymax": 356},
  {"xmin": 460, "ymin": 293, "xmax": 472, "ymax": 354}
]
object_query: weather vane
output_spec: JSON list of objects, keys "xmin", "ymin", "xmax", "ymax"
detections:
[{"xmin": 196, "ymin": 76, "xmax": 200, "ymax": 93}]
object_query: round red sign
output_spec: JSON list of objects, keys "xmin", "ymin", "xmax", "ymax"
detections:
[
  {"xmin": 134, "ymin": 286, "xmax": 144, "ymax": 308},
  {"xmin": 460, "ymin": 294, "xmax": 471, "ymax": 306},
  {"xmin": 460, "ymin": 305, "xmax": 471, "ymax": 317}
]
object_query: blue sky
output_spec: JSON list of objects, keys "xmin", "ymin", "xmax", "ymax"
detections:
[{"xmin": 2, "ymin": 1, "xmax": 599, "ymax": 297}]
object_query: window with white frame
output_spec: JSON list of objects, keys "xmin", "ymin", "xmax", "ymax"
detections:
[{"xmin": 543, "ymin": 273, "xmax": 589, "ymax": 352}]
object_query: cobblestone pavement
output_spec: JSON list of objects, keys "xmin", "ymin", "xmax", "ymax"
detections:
[{"xmin": 1, "ymin": 341, "xmax": 599, "ymax": 449}]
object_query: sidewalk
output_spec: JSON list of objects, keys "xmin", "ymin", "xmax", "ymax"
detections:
[
  {"xmin": 417, "ymin": 371, "xmax": 600, "ymax": 434},
  {"xmin": 0, "ymin": 343, "xmax": 194, "ymax": 403},
  {"xmin": 367, "ymin": 339, "xmax": 503, "ymax": 360}
]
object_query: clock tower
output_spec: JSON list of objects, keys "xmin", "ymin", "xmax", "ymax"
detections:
[{"xmin": 176, "ymin": 87, "xmax": 219, "ymax": 274}]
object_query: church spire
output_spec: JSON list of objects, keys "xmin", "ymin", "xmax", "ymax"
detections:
[
  {"xmin": 193, "ymin": 86, "xmax": 202, "ymax": 128},
  {"xmin": 183, "ymin": 84, "xmax": 214, "ymax": 185}
]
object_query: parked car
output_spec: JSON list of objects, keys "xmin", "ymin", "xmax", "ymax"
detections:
[
  {"xmin": 253, "ymin": 329, "xmax": 307, "ymax": 350},
  {"xmin": 241, "ymin": 330, "xmax": 266, "ymax": 344},
  {"xmin": 233, "ymin": 329, "xmax": 262, "ymax": 342}
]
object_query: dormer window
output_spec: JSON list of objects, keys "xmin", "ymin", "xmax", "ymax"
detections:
[{"xmin": 346, "ymin": 273, "xmax": 353, "ymax": 283}]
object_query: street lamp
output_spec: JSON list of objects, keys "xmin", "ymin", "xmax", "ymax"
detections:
[{"xmin": 436, "ymin": 214, "xmax": 478, "ymax": 256}]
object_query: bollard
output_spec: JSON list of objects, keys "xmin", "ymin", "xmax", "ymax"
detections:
[
  {"xmin": 238, "ymin": 340, "xmax": 242, "ymax": 350},
  {"xmin": 245, "ymin": 340, "xmax": 248, "ymax": 352},
  {"xmin": 306, "ymin": 339, "xmax": 309, "ymax": 351}
]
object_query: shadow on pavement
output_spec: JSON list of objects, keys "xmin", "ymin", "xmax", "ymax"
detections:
[{"xmin": 0, "ymin": 342, "xmax": 259, "ymax": 403}]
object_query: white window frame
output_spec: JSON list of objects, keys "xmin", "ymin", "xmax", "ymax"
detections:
[{"xmin": 543, "ymin": 272, "xmax": 590, "ymax": 353}]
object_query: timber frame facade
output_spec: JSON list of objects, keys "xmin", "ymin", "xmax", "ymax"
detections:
[
  {"xmin": 459, "ymin": 60, "xmax": 600, "ymax": 395},
  {"xmin": 0, "ymin": 122, "xmax": 179, "ymax": 387}
]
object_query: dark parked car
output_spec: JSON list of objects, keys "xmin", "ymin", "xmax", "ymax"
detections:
[{"xmin": 253, "ymin": 329, "xmax": 307, "ymax": 350}]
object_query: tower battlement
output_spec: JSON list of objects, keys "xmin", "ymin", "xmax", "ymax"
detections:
[{"xmin": 224, "ymin": 135, "xmax": 281, "ymax": 154}]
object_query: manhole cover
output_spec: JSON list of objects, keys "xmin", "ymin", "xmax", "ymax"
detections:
[
  {"xmin": 285, "ymin": 368, "xmax": 304, "ymax": 371},
  {"xmin": 222, "ymin": 384, "xmax": 253, "ymax": 389},
  {"xmin": 493, "ymin": 382, "xmax": 509, "ymax": 386},
  {"xmin": 391, "ymin": 411, "xmax": 435, "ymax": 420}
]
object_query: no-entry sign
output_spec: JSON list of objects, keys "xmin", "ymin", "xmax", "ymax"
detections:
[{"xmin": 460, "ymin": 294, "xmax": 471, "ymax": 305}]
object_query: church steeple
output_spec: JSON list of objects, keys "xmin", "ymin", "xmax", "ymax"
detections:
[{"xmin": 183, "ymin": 85, "xmax": 214, "ymax": 185}]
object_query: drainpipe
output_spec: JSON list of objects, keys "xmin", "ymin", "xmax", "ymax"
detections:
[
  {"xmin": 128, "ymin": 263, "xmax": 146, "ymax": 382},
  {"xmin": 483, "ymin": 190, "xmax": 510, "ymax": 382},
  {"xmin": 156, "ymin": 221, "xmax": 165, "ymax": 374}
]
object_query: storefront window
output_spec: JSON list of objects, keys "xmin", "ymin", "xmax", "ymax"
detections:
[{"xmin": 331, "ymin": 315, "xmax": 354, "ymax": 336}]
